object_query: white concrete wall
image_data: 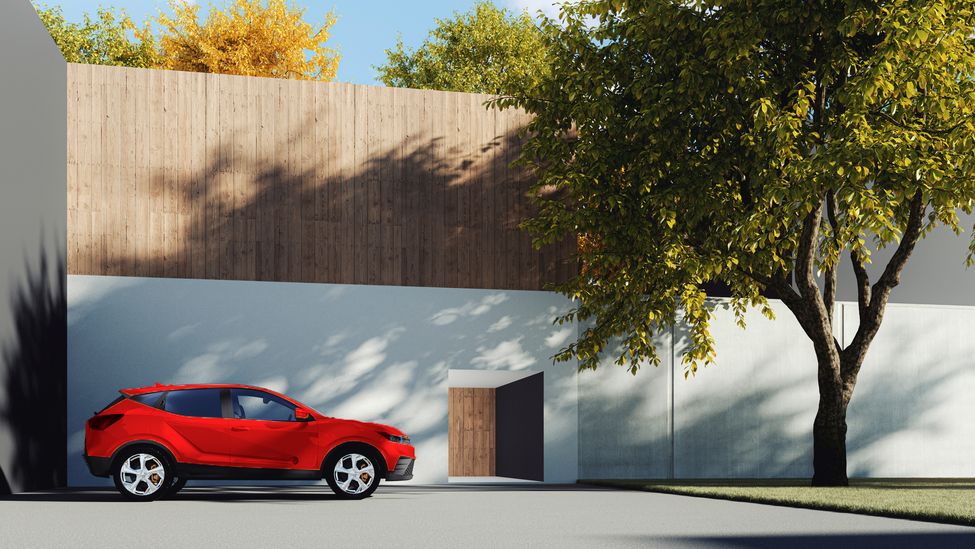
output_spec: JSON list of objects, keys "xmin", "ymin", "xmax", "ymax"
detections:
[
  {"xmin": 671, "ymin": 305, "xmax": 820, "ymax": 478},
  {"xmin": 843, "ymin": 303, "xmax": 975, "ymax": 477},
  {"xmin": 579, "ymin": 299, "xmax": 975, "ymax": 479},
  {"xmin": 0, "ymin": 0, "xmax": 66, "ymax": 493},
  {"xmin": 577, "ymin": 330, "xmax": 672, "ymax": 479},
  {"xmin": 67, "ymin": 275, "xmax": 578, "ymax": 486}
]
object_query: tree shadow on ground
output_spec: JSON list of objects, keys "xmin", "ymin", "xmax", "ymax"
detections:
[
  {"xmin": 1, "ymin": 243, "xmax": 67, "ymax": 492},
  {"xmin": 615, "ymin": 533, "xmax": 975, "ymax": 549}
]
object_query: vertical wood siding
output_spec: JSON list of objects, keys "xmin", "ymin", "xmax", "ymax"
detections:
[
  {"xmin": 448, "ymin": 387, "xmax": 496, "ymax": 477},
  {"xmin": 66, "ymin": 64, "xmax": 576, "ymax": 290}
]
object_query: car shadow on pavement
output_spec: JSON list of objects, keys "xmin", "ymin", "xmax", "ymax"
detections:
[
  {"xmin": 0, "ymin": 486, "xmax": 341, "ymax": 503},
  {"xmin": 628, "ymin": 534, "xmax": 975, "ymax": 549},
  {"xmin": 384, "ymin": 483, "xmax": 610, "ymax": 493},
  {"xmin": 0, "ymin": 483, "xmax": 610, "ymax": 502}
]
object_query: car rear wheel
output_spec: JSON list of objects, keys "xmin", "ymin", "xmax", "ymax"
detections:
[
  {"xmin": 112, "ymin": 446, "xmax": 172, "ymax": 501},
  {"xmin": 161, "ymin": 476, "xmax": 188, "ymax": 499},
  {"xmin": 325, "ymin": 451, "xmax": 380, "ymax": 499}
]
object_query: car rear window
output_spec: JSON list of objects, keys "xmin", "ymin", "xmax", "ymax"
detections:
[
  {"xmin": 162, "ymin": 388, "xmax": 222, "ymax": 418},
  {"xmin": 129, "ymin": 391, "xmax": 164, "ymax": 407}
]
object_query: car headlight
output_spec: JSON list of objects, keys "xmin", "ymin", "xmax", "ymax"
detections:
[{"xmin": 382, "ymin": 433, "xmax": 411, "ymax": 445}]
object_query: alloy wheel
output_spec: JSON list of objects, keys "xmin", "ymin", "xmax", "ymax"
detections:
[
  {"xmin": 119, "ymin": 453, "xmax": 167, "ymax": 497},
  {"xmin": 332, "ymin": 453, "xmax": 375, "ymax": 495}
]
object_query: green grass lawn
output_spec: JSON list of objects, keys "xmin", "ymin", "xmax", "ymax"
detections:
[{"xmin": 578, "ymin": 478, "xmax": 975, "ymax": 527}]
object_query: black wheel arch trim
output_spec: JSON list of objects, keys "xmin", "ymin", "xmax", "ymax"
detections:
[
  {"xmin": 108, "ymin": 440, "xmax": 181, "ymax": 477},
  {"xmin": 321, "ymin": 441, "xmax": 388, "ymax": 478},
  {"xmin": 83, "ymin": 453, "xmax": 114, "ymax": 477}
]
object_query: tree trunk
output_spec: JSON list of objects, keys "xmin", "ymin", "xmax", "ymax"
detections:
[
  {"xmin": 811, "ymin": 394, "xmax": 849, "ymax": 486},
  {"xmin": 753, "ymin": 191, "xmax": 924, "ymax": 488}
]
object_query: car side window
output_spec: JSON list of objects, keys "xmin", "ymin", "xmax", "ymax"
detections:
[
  {"xmin": 163, "ymin": 388, "xmax": 222, "ymax": 418},
  {"xmin": 231, "ymin": 388, "xmax": 297, "ymax": 422},
  {"xmin": 129, "ymin": 391, "xmax": 164, "ymax": 407}
]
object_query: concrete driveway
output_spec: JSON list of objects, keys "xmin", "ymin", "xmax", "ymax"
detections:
[{"xmin": 1, "ymin": 484, "xmax": 972, "ymax": 548}]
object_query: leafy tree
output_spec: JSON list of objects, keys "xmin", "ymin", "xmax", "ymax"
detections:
[
  {"xmin": 152, "ymin": 0, "xmax": 340, "ymax": 80},
  {"xmin": 33, "ymin": 3, "xmax": 158, "ymax": 68},
  {"xmin": 500, "ymin": 0, "xmax": 975, "ymax": 486},
  {"xmin": 375, "ymin": 0, "xmax": 552, "ymax": 94}
]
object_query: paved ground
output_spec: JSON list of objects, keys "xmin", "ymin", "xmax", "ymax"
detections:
[{"xmin": 1, "ymin": 484, "xmax": 973, "ymax": 548}]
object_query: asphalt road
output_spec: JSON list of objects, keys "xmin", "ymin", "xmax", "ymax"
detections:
[{"xmin": 1, "ymin": 484, "xmax": 973, "ymax": 548}]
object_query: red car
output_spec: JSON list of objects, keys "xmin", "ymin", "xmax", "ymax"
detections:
[{"xmin": 84, "ymin": 383, "xmax": 415, "ymax": 501}]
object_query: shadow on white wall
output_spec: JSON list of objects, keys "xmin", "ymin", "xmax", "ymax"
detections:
[
  {"xmin": 67, "ymin": 276, "xmax": 578, "ymax": 487},
  {"xmin": 577, "ymin": 298, "xmax": 975, "ymax": 479}
]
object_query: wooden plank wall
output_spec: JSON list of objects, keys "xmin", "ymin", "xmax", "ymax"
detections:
[
  {"xmin": 66, "ymin": 63, "xmax": 576, "ymax": 291},
  {"xmin": 448, "ymin": 388, "xmax": 495, "ymax": 477}
]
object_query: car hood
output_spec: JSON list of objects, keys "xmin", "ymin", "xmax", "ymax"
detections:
[{"xmin": 340, "ymin": 419, "xmax": 407, "ymax": 437}]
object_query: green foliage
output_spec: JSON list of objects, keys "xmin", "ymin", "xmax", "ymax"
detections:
[
  {"xmin": 499, "ymin": 0, "xmax": 975, "ymax": 375},
  {"xmin": 33, "ymin": 3, "xmax": 158, "ymax": 68},
  {"xmin": 375, "ymin": 0, "xmax": 553, "ymax": 94}
]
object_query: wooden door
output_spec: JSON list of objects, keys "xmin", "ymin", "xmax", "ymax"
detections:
[{"xmin": 448, "ymin": 388, "xmax": 495, "ymax": 476}]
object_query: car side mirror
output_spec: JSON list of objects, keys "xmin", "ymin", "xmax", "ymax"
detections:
[{"xmin": 295, "ymin": 407, "xmax": 312, "ymax": 421}]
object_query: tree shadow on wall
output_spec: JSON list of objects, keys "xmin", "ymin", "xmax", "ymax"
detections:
[
  {"xmin": 1, "ymin": 244, "xmax": 67, "ymax": 493},
  {"xmin": 101, "ymin": 99, "xmax": 572, "ymax": 289},
  {"xmin": 191, "ymin": 122, "xmax": 524, "ymax": 287},
  {"xmin": 578, "ymin": 304, "xmax": 972, "ymax": 480}
]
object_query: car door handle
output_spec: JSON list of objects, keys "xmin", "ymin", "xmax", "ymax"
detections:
[{"xmin": 232, "ymin": 427, "xmax": 249, "ymax": 431}]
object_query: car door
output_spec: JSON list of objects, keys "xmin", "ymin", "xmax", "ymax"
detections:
[
  {"xmin": 150, "ymin": 388, "xmax": 231, "ymax": 467},
  {"xmin": 227, "ymin": 388, "xmax": 319, "ymax": 470}
]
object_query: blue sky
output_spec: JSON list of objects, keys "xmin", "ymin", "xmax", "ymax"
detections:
[{"xmin": 40, "ymin": 0, "xmax": 562, "ymax": 86}]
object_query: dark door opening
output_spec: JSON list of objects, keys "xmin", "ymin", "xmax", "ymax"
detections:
[{"xmin": 448, "ymin": 371, "xmax": 543, "ymax": 482}]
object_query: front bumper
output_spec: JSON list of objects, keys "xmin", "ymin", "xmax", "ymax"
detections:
[
  {"xmin": 386, "ymin": 456, "xmax": 414, "ymax": 481},
  {"xmin": 83, "ymin": 453, "xmax": 113, "ymax": 477}
]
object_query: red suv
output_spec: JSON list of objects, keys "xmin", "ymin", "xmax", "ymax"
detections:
[{"xmin": 84, "ymin": 383, "xmax": 415, "ymax": 501}]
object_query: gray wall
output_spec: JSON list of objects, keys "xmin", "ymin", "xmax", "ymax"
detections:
[
  {"xmin": 579, "ymin": 299, "xmax": 975, "ymax": 479},
  {"xmin": 830, "ymin": 209, "xmax": 975, "ymax": 307},
  {"xmin": 0, "ymin": 0, "xmax": 66, "ymax": 493},
  {"xmin": 67, "ymin": 275, "xmax": 578, "ymax": 486}
]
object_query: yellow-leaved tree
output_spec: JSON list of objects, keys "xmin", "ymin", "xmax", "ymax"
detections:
[{"xmin": 152, "ymin": 0, "xmax": 340, "ymax": 80}]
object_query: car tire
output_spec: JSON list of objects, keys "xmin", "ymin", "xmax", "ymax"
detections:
[
  {"xmin": 324, "ymin": 449, "xmax": 381, "ymax": 499},
  {"xmin": 112, "ymin": 446, "xmax": 173, "ymax": 502},
  {"xmin": 161, "ymin": 476, "xmax": 188, "ymax": 499}
]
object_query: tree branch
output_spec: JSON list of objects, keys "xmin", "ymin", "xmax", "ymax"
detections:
[
  {"xmin": 850, "ymin": 246, "xmax": 870, "ymax": 320},
  {"xmin": 745, "ymin": 268, "xmax": 799, "ymax": 305},
  {"xmin": 794, "ymin": 195, "xmax": 825, "ymax": 303},
  {"xmin": 843, "ymin": 189, "xmax": 926, "ymax": 384},
  {"xmin": 868, "ymin": 110, "xmax": 967, "ymax": 136},
  {"xmin": 870, "ymin": 189, "xmax": 926, "ymax": 309},
  {"xmin": 824, "ymin": 190, "xmax": 840, "ymax": 327}
]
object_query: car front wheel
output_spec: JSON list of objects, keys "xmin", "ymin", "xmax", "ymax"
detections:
[
  {"xmin": 112, "ymin": 446, "xmax": 172, "ymax": 501},
  {"xmin": 325, "ymin": 451, "xmax": 380, "ymax": 499}
]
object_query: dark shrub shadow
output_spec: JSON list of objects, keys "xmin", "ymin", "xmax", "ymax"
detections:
[{"xmin": 1, "ymin": 242, "xmax": 67, "ymax": 492}]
